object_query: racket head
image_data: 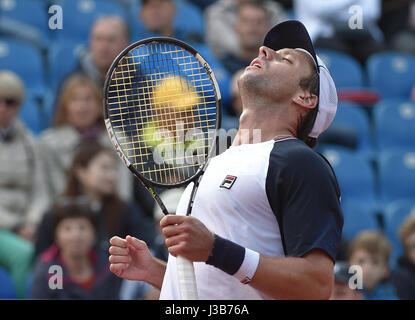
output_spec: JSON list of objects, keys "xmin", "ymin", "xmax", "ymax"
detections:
[{"xmin": 104, "ymin": 37, "xmax": 222, "ymax": 189}]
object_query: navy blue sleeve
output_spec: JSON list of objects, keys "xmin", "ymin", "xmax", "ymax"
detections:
[{"xmin": 266, "ymin": 140, "xmax": 343, "ymax": 262}]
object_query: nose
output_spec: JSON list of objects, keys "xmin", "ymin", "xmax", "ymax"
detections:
[{"xmin": 258, "ymin": 46, "xmax": 277, "ymax": 60}]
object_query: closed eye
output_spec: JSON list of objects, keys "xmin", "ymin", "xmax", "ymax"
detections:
[{"xmin": 282, "ymin": 57, "xmax": 292, "ymax": 64}]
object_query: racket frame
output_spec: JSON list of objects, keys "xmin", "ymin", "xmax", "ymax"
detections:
[{"xmin": 103, "ymin": 37, "xmax": 222, "ymax": 213}]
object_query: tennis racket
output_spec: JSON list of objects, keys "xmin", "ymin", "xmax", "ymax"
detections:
[{"xmin": 103, "ymin": 37, "xmax": 221, "ymax": 300}]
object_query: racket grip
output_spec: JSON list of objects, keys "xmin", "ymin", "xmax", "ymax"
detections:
[{"xmin": 176, "ymin": 255, "xmax": 198, "ymax": 300}]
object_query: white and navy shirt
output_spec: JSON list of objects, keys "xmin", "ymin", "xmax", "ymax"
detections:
[{"xmin": 159, "ymin": 138, "xmax": 343, "ymax": 300}]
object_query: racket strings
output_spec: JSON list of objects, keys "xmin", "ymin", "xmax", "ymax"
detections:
[{"xmin": 107, "ymin": 41, "xmax": 218, "ymax": 185}]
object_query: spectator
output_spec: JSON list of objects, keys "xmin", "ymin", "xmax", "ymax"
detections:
[
  {"xmin": 0, "ymin": 230, "xmax": 34, "ymax": 299},
  {"xmin": 330, "ymin": 261, "xmax": 363, "ymax": 300},
  {"xmin": 220, "ymin": 1, "xmax": 272, "ymax": 75},
  {"xmin": 348, "ymin": 231, "xmax": 398, "ymax": 300},
  {"xmin": 379, "ymin": 0, "xmax": 415, "ymax": 55},
  {"xmin": 40, "ymin": 73, "xmax": 132, "ymax": 201},
  {"xmin": 31, "ymin": 199, "xmax": 122, "ymax": 299},
  {"xmin": 0, "ymin": 70, "xmax": 51, "ymax": 242},
  {"xmin": 205, "ymin": 0, "xmax": 286, "ymax": 58},
  {"xmin": 294, "ymin": 0, "xmax": 385, "ymax": 64},
  {"xmin": 391, "ymin": 214, "xmax": 415, "ymax": 299},
  {"xmin": 34, "ymin": 142, "xmax": 160, "ymax": 261},
  {"xmin": 77, "ymin": 16, "xmax": 130, "ymax": 87},
  {"xmin": 133, "ymin": 0, "xmax": 203, "ymax": 43}
]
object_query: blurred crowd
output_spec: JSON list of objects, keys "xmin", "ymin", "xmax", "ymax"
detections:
[{"xmin": 0, "ymin": 0, "xmax": 414, "ymax": 300}]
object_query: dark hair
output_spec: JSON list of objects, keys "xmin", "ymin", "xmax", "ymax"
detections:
[
  {"xmin": 52, "ymin": 197, "xmax": 98, "ymax": 237},
  {"xmin": 296, "ymin": 59, "xmax": 319, "ymax": 148},
  {"xmin": 63, "ymin": 141, "xmax": 125, "ymax": 237}
]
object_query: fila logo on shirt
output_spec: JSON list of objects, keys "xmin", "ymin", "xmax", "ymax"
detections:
[{"xmin": 220, "ymin": 175, "xmax": 237, "ymax": 189}]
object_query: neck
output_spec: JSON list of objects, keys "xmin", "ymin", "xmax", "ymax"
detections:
[
  {"xmin": 84, "ymin": 189, "xmax": 103, "ymax": 206},
  {"xmin": 60, "ymin": 250, "xmax": 92, "ymax": 276},
  {"xmin": 232, "ymin": 108, "xmax": 296, "ymax": 146},
  {"xmin": 158, "ymin": 26, "xmax": 175, "ymax": 38}
]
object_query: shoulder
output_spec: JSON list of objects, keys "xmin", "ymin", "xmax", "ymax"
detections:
[
  {"xmin": 40, "ymin": 126, "xmax": 79, "ymax": 147},
  {"xmin": 269, "ymin": 139, "xmax": 333, "ymax": 175},
  {"xmin": 266, "ymin": 138, "xmax": 341, "ymax": 204},
  {"xmin": 41, "ymin": 126, "xmax": 74, "ymax": 140}
]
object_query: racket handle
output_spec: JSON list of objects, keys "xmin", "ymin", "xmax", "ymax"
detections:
[
  {"xmin": 176, "ymin": 255, "xmax": 198, "ymax": 300},
  {"xmin": 176, "ymin": 202, "xmax": 198, "ymax": 300}
]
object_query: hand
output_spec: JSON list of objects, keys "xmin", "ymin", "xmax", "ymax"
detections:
[
  {"xmin": 160, "ymin": 215, "xmax": 214, "ymax": 262},
  {"xmin": 109, "ymin": 235, "xmax": 155, "ymax": 281}
]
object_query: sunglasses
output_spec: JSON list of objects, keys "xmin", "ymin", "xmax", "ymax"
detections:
[{"xmin": 0, "ymin": 97, "xmax": 19, "ymax": 108}]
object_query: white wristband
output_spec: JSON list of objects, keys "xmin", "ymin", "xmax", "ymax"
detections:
[{"xmin": 233, "ymin": 248, "xmax": 260, "ymax": 284}]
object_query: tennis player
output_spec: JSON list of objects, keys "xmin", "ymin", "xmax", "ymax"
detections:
[{"xmin": 109, "ymin": 20, "xmax": 343, "ymax": 300}]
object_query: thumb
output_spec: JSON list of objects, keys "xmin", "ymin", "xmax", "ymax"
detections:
[{"xmin": 126, "ymin": 235, "xmax": 147, "ymax": 251}]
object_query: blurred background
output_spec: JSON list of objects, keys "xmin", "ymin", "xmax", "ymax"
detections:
[{"xmin": 0, "ymin": 0, "xmax": 414, "ymax": 300}]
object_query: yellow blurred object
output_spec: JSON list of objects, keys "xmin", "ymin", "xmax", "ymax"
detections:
[{"xmin": 152, "ymin": 76, "xmax": 200, "ymax": 110}]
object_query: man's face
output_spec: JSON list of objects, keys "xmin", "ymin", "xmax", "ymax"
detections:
[
  {"xmin": 239, "ymin": 47, "xmax": 314, "ymax": 103},
  {"xmin": 140, "ymin": 0, "xmax": 176, "ymax": 33},
  {"xmin": 236, "ymin": 5, "xmax": 270, "ymax": 52},
  {"xmin": 349, "ymin": 249, "xmax": 389, "ymax": 292},
  {"xmin": 90, "ymin": 18, "xmax": 129, "ymax": 73}
]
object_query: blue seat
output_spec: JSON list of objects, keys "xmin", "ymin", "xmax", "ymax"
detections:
[
  {"xmin": 341, "ymin": 200, "xmax": 380, "ymax": 241},
  {"xmin": 0, "ymin": 0, "xmax": 50, "ymax": 47},
  {"xmin": 374, "ymin": 99, "xmax": 415, "ymax": 151},
  {"xmin": 383, "ymin": 200, "xmax": 415, "ymax": 266},
  {"xmin": 330, "ymin": 102, "xmax": 373, "ymax": 155},
  {"xmin": 0, "ymin": 38, "xmax": 46, "ymax": 98},
  {"xmin": 322, "ymin": 148, "xmax": 377, "ymax": 210},
  {"xmin": 47, "ymin": 40, "xmax": 86, "ymax": 91},
  {"xmin": 56, "ymin": 0, "xmax": 127, "ymax": 43},
  {"xmin": 367, "ymin": 51, "xmax": 415, "ymax": 99},
  {"xmin": 174, "ymin": 0, "xmax": 205, "ymax": 38},
  {"xmin": 378, "ymin": 149, "xmax": 415, "ymax": 203},
  {"xmin": 316, "ymin": 49, "xmax": 365, "ymax": 88},
  {"xmin": 0, "ymin": 267, "xmax": 17, "ymax": 299}
]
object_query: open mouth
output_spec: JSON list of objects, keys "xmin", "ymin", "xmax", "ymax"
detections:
[{"xmin": 249, "ymin": 58, "xmax": 262, "ymax": 68}]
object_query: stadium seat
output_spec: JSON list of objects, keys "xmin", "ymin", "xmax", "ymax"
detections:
[
  {"xmin": 378, "ymin": 149, "xmax": 415, "ymax": 203},
  {"xmin": 47, "ymin": 40, "xmax": 86, "ymax": 91},
  {"xmin": 0, "ymin": 0, "xmax": 50, "ymax": 47},
  {"xmin": 321, "ymin": 147, "xmax": 377, "ymax": 210},
  {"xmin": 0, "ymin": 38, "xmax": 46, "ymax": 98},
  {"xmin": 0, "ymin": 267, "xmax": 17, "ymax": 299},
  {"xmin": 383, "ymin": 200, "xmax": 415, "ymax": 266},
  {"xmin": 56, "ymin": 0, "xmax": 127, "ymax": 43},
  {"xmin": 367, "ymin": 51, "xmax": 415, "ymax": 99},
  {"xmin": 174, "ymin": 0, "xmax": 205, "ymax": 38},
  {"xmin": 316, "ymin": 49, "xmax": 365, "ymax": 89},
  {"xmin": 374, "ymin": 99, "xmax": 415, "ymax": 151},
  {"xmin": 328, "ymin": 102, "xmax": 373, "ymax": 155},
  {"xmin": 341, "ymin": 200, "xmax": 380, "ymax": 241}
]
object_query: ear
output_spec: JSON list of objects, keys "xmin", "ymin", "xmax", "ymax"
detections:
[{"xmin": 292, "ymin": 91, "xmax": 318, "ymax": 110}]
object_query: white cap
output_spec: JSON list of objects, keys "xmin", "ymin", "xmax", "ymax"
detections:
[{"xmin": 308, "ymin": 55, "xmax": 338, "ymax": 138}]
